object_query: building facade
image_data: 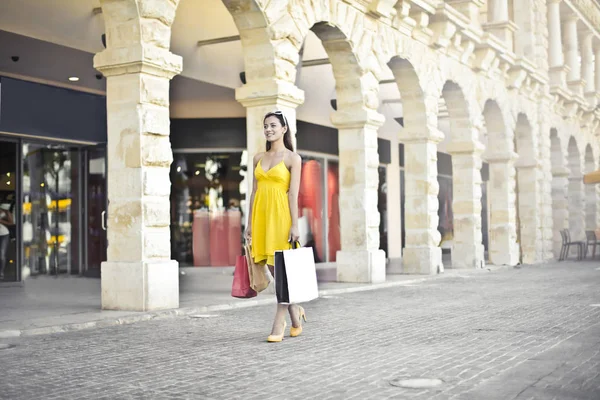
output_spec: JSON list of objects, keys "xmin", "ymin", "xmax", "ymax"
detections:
[{"xmin": 1, "ymin": 0, "xmax": 599, "ymax": 311}]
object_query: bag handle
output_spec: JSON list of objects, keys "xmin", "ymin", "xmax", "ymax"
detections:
[{"xmin": 289, "ymin": 240, "xmax": 301, "ymax": 249}]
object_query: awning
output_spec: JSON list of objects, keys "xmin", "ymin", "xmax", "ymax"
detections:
[{"xmin": 583, "ymin": 169, "xmax": 600, "ymax": 184}]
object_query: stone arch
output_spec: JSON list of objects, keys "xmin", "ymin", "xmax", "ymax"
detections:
[
  {"xmin": 440, "ymin": 81, "xmax": 484, "ymax": 269},
  {"xmin": 387, "ymin": 56, "xmax": 443, "ymax": 275},
  {"xmin": 297, "ymin": 21, "xmax": 384, "ymax": 283},
  {"xmin": 222, "ymin": 0, "xmax": 286, "ymax": 84},
  {"xmin": 550, "ymin": 129, "xmax": 569, "ymax": 259},
  {"xmin": 584, "ymin": 145, "xmax": 598, "ymax": 233},
  {"xmin": 482, "ymin": 100, "xmax": 519, "ymax": 266},
  {"xmin": 567, "ymin": 136, "xmax": 585, "ymax": 242},
  {"xmin": 514, "ymin": 114, "xmax": 540, "ymax": 264}
]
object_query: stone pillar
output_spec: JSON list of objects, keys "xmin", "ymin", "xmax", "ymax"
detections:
[
  {"xmin": 595, "ymin": 47, "xmax": 600, "ymax": 98},
  {"xmin": 488, "ymin": 0, "xmax": 508, "ymax": 21},
  {"xmin": 568, "ymin": 175, "xmax": 586, "ymax": 242},
  {"xmin": 581, "ymin": 32, "xmax": 596, "ymax": 107},
  {"xmin": 539, "ymin": 118, "xmax": 556, "ymax": 262},
  {"xmin": 515, "ymin": 161, "xmax": 542, "ymax": 264},
  {"xmin": 94, "ymin": 46, "xmax": 182, "ymax": 310},
  {"xmin": 551, "ymin": 166, "xmax": 570, "ymax": 258},
  {"xmin": 447, "ymin": 141, "xmax": 485, "ymax": 269},
  {"xmin": 333, "ymin": 109, "xmax": 386, "ymax": 283},
  {"xmin": 484, "ymin": 0, "xmax": 517, "ymax": 51},
  {"xmin": 548, "ymin": 0, "xmax": 569, "ymax": 87},
  {"xmin": 236, "ymin": 81, "xmax": 305, "ymax": 224},
  {"xmin": 487, "ymin": 152, "xmax": 520, "ymax": 266},
  {"xmin": 400, "ymin": 129, "xmax": 443, "ymax": 275},
  {"xmin": 386, "ymin": 139, "xmax": 402, "ymax": 261},
  {"xmin": 563, "ymin": 15, "xmax": 585, "ymax": 96}
]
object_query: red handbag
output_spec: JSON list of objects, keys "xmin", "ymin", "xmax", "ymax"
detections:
[{"xmin": 231, "ymin": 255, "xmax": 257, "ymax": 298}]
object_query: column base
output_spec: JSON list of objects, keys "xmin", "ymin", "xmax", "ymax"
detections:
[
  {"xmin": 101, "ymin": 260, "xmax": 179, "ymax": 311},
  {"xmin": 402, "ymin": 246, "xmax": 443, "ymax": 275},
  {"xmin": 489, "ymin": 225, "xmax": 519, "ymax": 266},
  {"xmin": 451, "ymin": 243, "xmax": 485, "ymax": 269},
  {"xmin": 336, "ymin": 250, "xmax": 386, "ymax": 283}
]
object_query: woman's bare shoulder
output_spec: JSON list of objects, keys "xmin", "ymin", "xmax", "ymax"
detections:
[{"xmin": 253, "ymin": 152, "xmax": 264, "ymax": 165}]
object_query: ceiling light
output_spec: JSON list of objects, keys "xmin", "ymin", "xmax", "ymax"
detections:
[
  {"xmin": 6, "ymin": 173, "xmax": 10, "ymax": 177},
  {"xmin": 195, "ymin": 170, "xmax": 200, "ymax": 175},
  {"xmin": 40, "ymin": 183, "xmax": 45, "ymax": 187},
  {"xmin": 6, "ymin": 181, "xmax": 10, "ymax": 185},
  {"xmin": 68, "ymin": 77, "xmax": 80, "ymax": 82},
  {"xmin": 177, "ymin": 166, "xmax": 182, "ymax": 172}
]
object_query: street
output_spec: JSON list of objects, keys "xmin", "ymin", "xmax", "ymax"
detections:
[{"xmin": 1, "ymin": 261, "xmax": 599, "ymax": 400}]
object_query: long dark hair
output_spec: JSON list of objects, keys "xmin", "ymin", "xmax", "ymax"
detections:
[{"xmin": 264, "ymin": 111, "xmax": 294, "ymax": 152}]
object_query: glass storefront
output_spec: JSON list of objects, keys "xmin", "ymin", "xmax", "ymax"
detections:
[
  {"xmin": 170, "ymin": 152, "xmax": 245, "ymax": 267},
  {"xmin": 22, "ymin": 143, "xmax": 83, "ymax": 276},
  {"xmin": 0, "ymin": 141, "xmax": 17, "ymax": 282},
  {"xmin": 0, "ymin": 137, "xmax": 107, "ymax": 282}
]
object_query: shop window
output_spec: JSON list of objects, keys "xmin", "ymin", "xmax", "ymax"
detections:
[
  {"xmin": 378, "ymin": 166, "xmax": 388, "ymax": 255},
  {"xmin": 170, "ymin": 152, "xmax": 244, "ymax": 267},
  {"xmin": 0, "ymin": 141, "xmax": 17, "ymax": 282},
  {"xmin": 438, "ymin": 175, "xmax": 454, "ymax": 251},
  {"xmin": 22, "ymin": 143, "xmax": 82, "ymax": 276},
  {"xmin": 298, "ymin": 157, "xmax": 325, "ymax": 263},
  {"xmin": 327, "ymin": 161, "xmax": 340, "ymax": 262}
]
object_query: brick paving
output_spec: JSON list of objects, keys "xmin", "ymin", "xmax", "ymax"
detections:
[{"xmin": 0, "ymin": 261, "xmax": 599, "ymax": 400}]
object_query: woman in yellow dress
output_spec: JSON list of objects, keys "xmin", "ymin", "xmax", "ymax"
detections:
[{"xmin": 244, "ymin": 110, "xmax": 306, "ymax": 342}]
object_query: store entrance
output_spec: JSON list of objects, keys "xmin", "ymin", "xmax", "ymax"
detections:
[{"xmin": 0, "ymin": 138, "xmax": 107, "ymax": 282}]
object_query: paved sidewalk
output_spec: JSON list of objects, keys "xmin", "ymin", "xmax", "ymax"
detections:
[
  {"xmin": 0, "ymin": 264, "xmax": 443, "ymax": 338},
  {"xmin": 0, "ymin": 260, "xmax": 598, "ymax": 399}
]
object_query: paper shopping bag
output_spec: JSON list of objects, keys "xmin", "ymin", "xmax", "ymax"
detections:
[
  {"xmin": 245, "ymin": 244, "xmax": 271, "ymax": 293},
  {"xmin": 274, "ymin": 242, "xmax": 319, "ymax": 304},
  {"xmin": 231, "ymin": 255, "xmax": 257, "ymax": 298}
]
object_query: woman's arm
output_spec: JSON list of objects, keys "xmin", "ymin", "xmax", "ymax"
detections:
[
  {"xmin": 287, "ymin": 153, "xmax": 302, "ymax": 242},
  {"xmin": 244, "ymin": 153, "xmax": 262, "ymax": 242}
]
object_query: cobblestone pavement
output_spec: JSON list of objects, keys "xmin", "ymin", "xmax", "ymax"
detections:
[{"xmin": 1, "ymin": 261, "xmax": 599, "ymax": 400}]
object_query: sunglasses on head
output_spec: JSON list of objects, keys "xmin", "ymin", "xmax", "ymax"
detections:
[{"xmin": 269, "ymin": 110, "xmax": 288, "ymax": 126}]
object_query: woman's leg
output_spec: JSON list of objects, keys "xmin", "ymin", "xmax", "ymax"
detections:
[
  {"xmin": 268, "ymin": 264, "xmax": 288, "ymax": 335},
  {"xmin": 288, "ymin": 304, "xmax": 302, "ymax": 328}
]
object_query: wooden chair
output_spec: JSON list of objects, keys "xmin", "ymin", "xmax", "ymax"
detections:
[
  {"xmin": 584, "ymin": 231, "xmax": 599, "ymax": 259},
  {"xmin": 559, "ymin": 229, "xmax": 584, "ymax": 261}
]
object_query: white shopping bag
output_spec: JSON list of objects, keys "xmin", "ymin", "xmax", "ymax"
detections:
[{"xmin": 275, "ymin": 242, "xmax": 319, "ymax": 303}]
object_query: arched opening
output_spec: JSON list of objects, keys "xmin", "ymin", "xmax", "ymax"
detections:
[
  {"xmin": 292, "ymin": 22, "xmax": 384, "ymax": 283},
  {"xmin": 439, "ymin": 81, "xmax": 484, "ymax": 269},
  {"xmin": 584, "ymin": 145, "xmax": 597, "ymax": 234},
  {"xmin": 567, "ymin": 137, "xmax": 585, "ymax": 243},
  {"xmin": 550, "ymin": 129, "xmax": 569, "ymax": 259},
  {"xmin": 514, "ymin": 114, "xmax": 539, "ymax": 264},
  {"xmin": 482, "ymin": 100, "xmax": 519, "ymax": 266},
  {"xmin": 386, "ymin": 57, "xmax": 443, "ymax": 275}
]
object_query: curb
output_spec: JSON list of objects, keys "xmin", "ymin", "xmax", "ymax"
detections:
[{"xmin": 0, "ymin": 272, "xmax": 471, "ymax": 338}]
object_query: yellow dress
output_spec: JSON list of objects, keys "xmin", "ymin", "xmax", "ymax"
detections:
[{"xmin": 251, "ymin": 159, "xmax": 292, "ymax": 266}]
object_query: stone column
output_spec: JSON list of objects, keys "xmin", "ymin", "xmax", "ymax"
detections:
[
  {"xmin": 484, "ymin": 0, "xmax": 517, "ymax": 51},
  {"xmin": 581, "ymin": 32, "xmax": 596, "ymax": 107},
  {"xmin": 236, "ymin": 81, "xmax": 305, "ymax": 224},
  {"xmin": 487, "ymin": 152, "xmax": 520, "ymax": 266},
  {"xmin": 333, "ymin": 109, "xmax": 386, "ymax": 283},
  {"xmin": 399, "ymin": 128, "xmax": 443, "ymax": 275},
  {"xmin": 568, "ymin": 175, "xmax": 586, "ymax": 242},
  {"xmin": 585, "ymin": 179, "xmax": 598, "ymax": 231},
  {"xmin": 595, "ymin": 46, "xmax": 600, "ymax": 98},
  {"xmin": 551, "ymin": 166, "xmax": 570, "ymax": 258},
  {"xmin": 94, "ymin": 47, "xmax": 182, "ymax": 311},
  {"xmin": 563, "ymin": 15, "xmax": 585, "ymax": 96},
  {"xmin": 548, "ymin": 0, "xmax": 569, "ymax": 87},
  {"xmin": 447, "ymin": 141, "xmax": 485, "ymax": 269},
  {"xmin": 515, "ymin": 161, "xmax": 542, "ymax": 264},
  {"xmin": 386, "ymin": 139, "xmax": 402, "ymax": 262},
  {"xmin": 538, "ymin": 115, "xmax": 556, "ymax": 262}
]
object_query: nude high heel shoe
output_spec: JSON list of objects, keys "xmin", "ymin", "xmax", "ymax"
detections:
[
  {"xmin": 267, "ymin": 321, "xmax": 287, "ymax": 342},
  {"xmin": 289, "ymin": 306, "xmax": 307, "ymax": 337}
]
